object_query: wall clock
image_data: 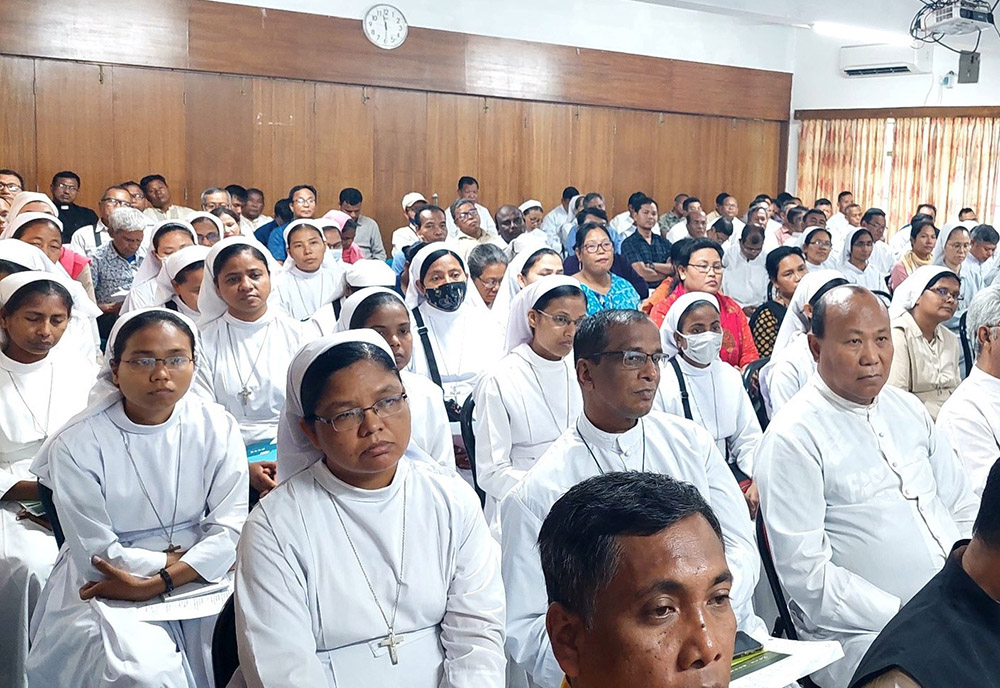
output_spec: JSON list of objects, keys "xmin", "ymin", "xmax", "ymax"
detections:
[{"xmin": 363, "ymin": 4, "xmax": 408, "ymax": 50}]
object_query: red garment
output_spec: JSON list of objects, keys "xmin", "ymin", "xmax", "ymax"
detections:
[
  {"xmin": 342, "ymin": 244, "xmax": 364, "ymax": 264},
  {"xmin": 58, "ymin": 246, "xmax": 90, "ymax": 280},
  {"xmin": 649, "ymin": 283, "xmax": 760, "ymax": 369}
]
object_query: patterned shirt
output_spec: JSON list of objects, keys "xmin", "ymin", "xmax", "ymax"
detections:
[
  {"xmin": 620, "ymin": 230, "xmax": 672, "ymax": 287},
  {"xmin": 657, "ymin": 210, "xmax": 682, "ymax": 233},
  {"xmin": 577, "ymin": 274, "xmax": 641, "ymax": 315},
  {"xmin": 92, "ymin": 241, "xmax": 142, "ymax": 304}
]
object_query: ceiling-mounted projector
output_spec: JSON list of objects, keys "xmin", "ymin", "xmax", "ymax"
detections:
[{"xmin": 919, "ymin": 0, "xmax": 995, "ymax": 36}]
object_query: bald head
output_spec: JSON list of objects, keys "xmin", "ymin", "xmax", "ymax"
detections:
[
  {"xmin": 496, "ymin": 204, "xmax": 525, "ymax": 244},
  {"xmin": 809, "ymin": 286, "xmax": 892, "ymax": 405},
  {"xmin": 686, "ymin": 209, "xmax": 708, "ymax": 239}
]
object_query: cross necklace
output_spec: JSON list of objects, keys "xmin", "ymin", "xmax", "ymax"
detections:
[
  {"xmin": 119, "ymin": 427, "xmax": 184, "ymax": 553},
  {"xmin": 329, "ymin": 478, "xmax": 408, "ymax": 665},
  {"xmin": 225, "ymin": 320, "xmax": 273, "ymax": 409},
  {"xmin": 7, "ymin": 365, "xmax": 54, "ymax": 438}
]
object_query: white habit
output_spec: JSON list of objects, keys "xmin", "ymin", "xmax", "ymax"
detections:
[{"xmin": 936, "ymin": 365, "xmax": 1000, "ymax": 495}]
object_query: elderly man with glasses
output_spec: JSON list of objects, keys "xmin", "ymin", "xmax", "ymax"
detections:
[{"xmin": 70, "ymin": 185, "xmax": 137, "ymax": 258}]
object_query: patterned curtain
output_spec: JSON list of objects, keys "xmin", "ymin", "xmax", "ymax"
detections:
[{"xmin": 796, "ymin": 118, "xmax": 889, "ymax": 212}]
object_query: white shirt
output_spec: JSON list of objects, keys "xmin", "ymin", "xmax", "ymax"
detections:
[
  {"xmin": 665, "ymin": 221, "xmax": 691, "ymax": 244},
  {"xmin": 143, "ymin": 205, "xmax": 193, "ymax": 223},
  {"xmin": 755, "ymin": 375, "xmax": 978, "ymax": 686},
  {"xmin": 392, "ymin": 224, "xmax": 419, "ymax": 254},
  {"xmin": 501, "ymin": 411, "xmax": 763, "ymax": 688},
  {"xmin": 762, "ymin": 332, "xmax": 815, "ymax": 419},
  {"xmin": 251, "ymin": 214, "xmax": 273, "ymax": 230},
  {"xmin": 69, "ymin": 220, "xmax": 110, "ymax": 258},
  {"xmin": 827, "ymin": 212, "xmax": 849, "ymax": 234},
  {"xmin": 654, "ymin": 356, "xmax": 761, "ymax": 476},
  {"xmin": 539, "ymin": 205, "xmax": 569, "ymax": 253},
  {"xmin": 400, "ymin": 370, "xmax": 456, "ymax": 470},
  {"xmin": 473, "ymin": 344, "xmax": 582, "ymax": 530},
  {"xmin": 196, "ymin": 310, "xmax": 304, "ymax": 446},
  {"xmin": 277, "ymin": 263, "xmax": 347, "ymax": 321},
  {"xmin": 870, "ymin": 241, "xmax": 896, "ymax": 279},
  {"xmin": 722, "ymin": 248, "xmax": 768, "ymax": 308},
  {"xmin": 609, "ymin": 210, "xmax": 633, "ymax": 235},
  {"xmin": 936, "ymin": 366, "xmax": 1000, "ymax": 495},
  {"xmin": 889, "ymin": 227, "xmax": 913, "ymax": 261},
  {"xmin": 446, "ymin": 203, "xmax": 496, "ymax": 238},
  {"xmin": 234, "ymin": 458, "xmax": 506, "ymax": 688}
]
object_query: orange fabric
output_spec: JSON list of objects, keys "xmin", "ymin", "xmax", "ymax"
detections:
[
  {"xmin": 797, "ymin": 118, "xmax": 889, "ymax": 213},
  {"xmin": 649, "ymin": 284, "xmax": 759, "ymax": 369},
  {"xmin": 642, "ymin": 277, "xmax": 675, "ymax": 315}
]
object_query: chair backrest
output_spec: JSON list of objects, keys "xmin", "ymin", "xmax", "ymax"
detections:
[
  {"xmin": 959, "ymin": 310, "xmax": 974, "ymax": 377},
  {"xmin": 459, "ymin": 394, "xmax": 486, "ymax": 508},
  {"xmin": 38, "ymin": 483, "xmax": 65, "ymax": 548},
  {"xmin": 212, "ymin": 594, "xmax": 239, "ymax": 688},
  {"xmin": 755, "ymin": 514, "xmax": 798, "ymax": 641},
  {"xmin": 741, "ymin": 356, "xmax": 770, "ymax": 430}
]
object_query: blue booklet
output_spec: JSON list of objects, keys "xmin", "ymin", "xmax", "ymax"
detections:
[{"xmin": 246, "ymin": 439, "xmax": 278, "ymax": 464}]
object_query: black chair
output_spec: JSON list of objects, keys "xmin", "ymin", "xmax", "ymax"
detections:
[
  {"xmin": 37, "ymin": 483, "xmax": 65, "ymax": 548},
  {"xmin": 459, "ymin": 394, "xmax": 486, "ymax": 508},
  {"xmin": 212, "ymin": 594, "xmax": 239, "ymax": 688},
  {"xmin": 959, "ymin": 310, "xmax": 974, "ymax": 377},
  {"xmin": 741, "ymin": 356, "xmax": 770, "ymax": 431}
]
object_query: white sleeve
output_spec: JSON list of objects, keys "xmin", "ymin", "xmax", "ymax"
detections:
[
  {"xmin": 766, "ymin": 358, "xmax": 807, "ymax": 418},
  {"xmin": 727, "ymin": 386, "xmax": 763, "ymax": 477},
  {"xmin": 936, "ymin": 399, "xmax": 999, "ymax": 496},
  {"xmin": 414, "ymin": 378, "xmax": 456, "ymax": 469},
  {"xmin": 925, "ymin": 417, "xmax": 980, "ymax": 536},
  {"xmin": 473, "ymin": 375, "xmax": 526, "ymax": 503}
]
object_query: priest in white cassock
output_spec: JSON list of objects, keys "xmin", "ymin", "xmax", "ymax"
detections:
[
  {"xmin": 0, "ymin": 272, "xmax": 97, "ymax": 688},
  {"xmin": 233, "ymin": 330, "xmax": 506, "ymax": 687},
  {"xmin": 275, "ymin": 219, "xmax": 346, "ymax": 320},
  {"xmin": 501, "ymin": 309, "xmax": 764, "ymax": 688},
  {"xmin": 150, "ymin": 245, "xmax": 210, "ymax": 319},
  {"xmin": 26, "ymin": 308, "xmax": 248, "ymax": 688},
  {"xmin": 755, "ymin": 285, "xmax": 979, "ymax": 688},
  {"xmin": 474, "ymin": 276, "xmax": 587, "ymax": 534},
  {"xmin": 936, "ymin": 284, "xmax": 1000, "ymax": 495},
  {"xmin": 121, "ymin": 220, "xmax": 198, "ymax": 313},
  {"xmin": 195, "ymin": 236, "xmax": 303, "ymax": 498}
]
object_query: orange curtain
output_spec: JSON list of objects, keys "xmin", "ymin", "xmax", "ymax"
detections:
[
  {"xmin": 796, "ymin": 118, "xmax": 888, "ymax": 211},
  {"xmin": 889, "ymin": 117, "xmax": 1000, "ymax": 232}
]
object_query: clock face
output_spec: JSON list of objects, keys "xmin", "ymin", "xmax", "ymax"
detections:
[{"xmin": 363, "ymin": 4, "xmax": 408, "ymax": 50}]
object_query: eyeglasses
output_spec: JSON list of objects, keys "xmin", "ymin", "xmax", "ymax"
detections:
[
  {"xmin": 293, "ymin": 197, "xmax": 316, "ymax": 206},
  {"xmin": 581, "ymin": 241, "xmax": 613, "ymax": 254},
  {"xmin": 475, "ymin": 277, "xmax": 502, "ymax": 289},
  {"xmin": 0, "ymin": 183, "xmax": 23, "ymax": 193},
  {"xmin": 586, "ymin": 350, "xmax": 668, "ymax": 369},
  {"xmin": 102, "ymin": 197, "xmax": 133, "ymax": 208},
  {"xmin": 129, "ymin": 192, "xmax": 145, "ymax": 201},
  {"xmin": 926, "ymin": 286, "xmax": 960, "ymax": 302},
  {"xmin": 536, "ymin": 310, "xmax": 586, "ymax": 328},
  {"xmin": 687, "ymin": 262, "xmax": 724, "ymax": 274},
  {"xmin": 948, "ymin": 242, "xmax": 972, "ymax": 251},
  {"xmin": 199, "ymin": 232, "xmax": 221, "ymax": 243},
  {"xmin": 54, "ymin": 182, "xmax": 79, "ymax": 192},
  {"xmin": 121, "ymin": 356, "xmax": 194, "ymax": 370},
  {"xmin": 807, "ymin": 241, "xmax": 832, "ymax": 248},
  {"xmin": 457, "ymin": 208, "xmax": 479, "ymax": 220},
  {"xmin": 310, "ymin": 393, "xmax": 408, "ymax": 431}
]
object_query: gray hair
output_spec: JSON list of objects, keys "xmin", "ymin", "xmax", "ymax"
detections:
[
  {"xmin": 108, "ymin": 206, "xmax": 147, "ymax": 233},
  {"xmin": 201, "ymin": 187, "xmax": 231, "ymax": 206},
  {"xmin": 971, "ymin": 224, "xmax": 999, "ymax": 245},
  {"xmin": 467, "ymin": 243, "xmax": 508, "ymax": 279},
  {"xmin": 450, "ymin": 197, "xmax": 476, "ymax": 218},
  {"xmin": 967, "ymin": 284, "xmax": 1000, "ymax": 358}
]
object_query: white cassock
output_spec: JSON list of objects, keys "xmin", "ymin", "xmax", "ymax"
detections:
[
  {"xmin": 665, "ymin": 221, "xmax": 691, "ymax": 244},
  {"xmin": 889, "ymin": 227, "xmax": 913, "ymax": 261},
  {"xmin": 755, "ymin": 375, "xmax": 979, "ymax": 688},
  {"xmin": 196, "ymin": 310, "xmax": 304, "ymax": 446},
  {"xmin": 276, "ymin": 263, "xmax": 346, "ymax": 321},
  {"xmin": 608, "ymin": 210, "xmax": 633, "ymax": 235},
  {"xmin": 936, "ymin": 366, "xmax": 1000, "ymax": 496},
  {"xmin": 26, "ymin": 397, "xmax": 248, "ymax": 688},
  {"xmin": 761, "ymin": 331, "xmax": 814, "ymax": 419},
  {"xmin": 0, "ymin": 348, "xmax": 94, "ymax": 688},
  {"xmin": 654, "ymin": 356, "xmax": 760, "ymax": 477},
  {"xmin": 400, "ymin": 370, "xmax": 457, "ymax": 470},
  {"xmin": 233, "ymin": 458, "xmax": 506, "ymax": 687},
  {"xmin": 870, "ymin": 241, "xmax": 896, "ymax": 279},
  {"xmin": 473, "ymin": 343, "xmax": 582, "ymax": 533},
  {"xmin": 501, "ymin": 411, "xmax": 764, "ymax": 688},
  {"xmin": 722, "ymin": 249, "xmax": 768, "ymax": 308}
]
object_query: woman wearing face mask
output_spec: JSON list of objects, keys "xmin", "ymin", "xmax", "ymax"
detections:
[
  {"xmin": 151, "ymin": 245, "xmax": 210, "ymax": 319},
  {"xmin": 276, "ymin": 219, "xmax": 346, "ymax": 320},
  {"xmin": 121, "ymin": 220, "xmax": 197, "ymax": 313},
  {"xmin": 474, "ymin": 276, "xmax": 587, "ymax": 534},
  {"xmin": 655, "ymin": 292, "xmax": 762, "ymax": 517}
]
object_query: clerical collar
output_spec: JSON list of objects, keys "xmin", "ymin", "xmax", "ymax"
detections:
[
  {"xmin": 812, "ymin": 374, "xmax": 880, "ymax": 414},
  {"xmin": 311, "ymin": 455, "xmax": 407, "ymax": 504},
  {"xmin": 576, "ymin": 410, "xmax": 644, "ymax": 454},
  {"xmin": 0, "ymin": 347, "xmax": 51, "ymax": 374},
  {"xmin": 222, "ymin": 308, "xmax": 275, "ymax": 329},
  {"xmin": 107, "ymin": 396, "xmax": 181, "ymax": 435}
]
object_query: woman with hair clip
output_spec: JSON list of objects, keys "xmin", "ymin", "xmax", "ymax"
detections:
[
  {"xmin": 0, "ymin": 272, "xmax": 96, "ymax": 688},
  {"xmin": 233, "ymin": 330, "xmax": 505, "ymax": 687},
  {"xmin": 474, "ymin": 276, "xmax": 587, "ymax": 534},
  {"xmin": 26, "ymin": 307, "xmax": 247, "ymax": 688},
  {"xmin": 196, "ymin": 237, "xmax": 303, "ymax": 498}
]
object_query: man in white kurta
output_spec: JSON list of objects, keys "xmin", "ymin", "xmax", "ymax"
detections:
[
  {"xmin": 756, "ymin": 286, "xmax": 979, "ymax": 688},
  {"xmin": 500, "ymin": 311, "xmax": 762, "ymax": 688}
]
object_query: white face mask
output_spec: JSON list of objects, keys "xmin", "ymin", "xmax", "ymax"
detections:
[
  {"xmin": 680, "ymin": 331, "xmax": 722, "ymax": 365},
  {"xmin": 330, "ymin": 248, "xmax": 343, "ymax": 261}
]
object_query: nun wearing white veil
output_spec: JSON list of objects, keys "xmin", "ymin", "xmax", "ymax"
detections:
[
  {"xmin": 405, "ymin": 243, "xmax": 504, "ymax": 409},
  {"xmin": 121, "ymin": 220, "xmax": 198, "ymax": 314},
  {"xmin": 150, "ymin": 245, "xmax": 211, "ymax": 319},
  {"xmin": 275, "ymin": 219, "xmax": 346, "ymax": 320},
  {"xmin": 932, "ymin": 221, "xmax": 981, "ymax": 373},
  {"xmin": 489, "ymin": 239, "xmax": 562, "ymax": 334},
  {"xmin": 195, "ymin": 236, "xmax": 303, "ymax": 497},
  {"xmin": 759, "ymin": 269, "xmax": 849, "ymax": 419},
  {"xmin": 838, "ymin": 226, "xmax": 886, "ymax": 291},
  {"xmin": 472, "ymin": 276, "xmax": 585, "ymax": 534},
  {"xmin": 306, "ymin": 259, "xmax": 398, "ymax": 338},
  {"xmin": 233, "ymin": 330, "xmax": 505, "ymax": 688},
  {"xmin": 26, "ymin": 307, "xmax": 247, "ymax": 688}
]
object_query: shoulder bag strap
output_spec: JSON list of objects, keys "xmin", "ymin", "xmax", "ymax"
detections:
[
  {"xmin": 411, "ymin": 306, "xmax": 443, "ymax": 388},
  {"xmin": 668, "ymin": 357, "xmax": 693, "ymax": 421}
]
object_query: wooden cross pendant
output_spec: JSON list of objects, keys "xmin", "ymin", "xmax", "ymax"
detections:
[
  {"xmin": 238, "ymin": 387, "xmax": 252, "ymax": 408},
  {"xmin": 379, "ymin": 630, "xmax": 401, "ymax": 665},
  {"xmin": 163, "ymin": 544, "xmax": 181, "ymax": 553}
]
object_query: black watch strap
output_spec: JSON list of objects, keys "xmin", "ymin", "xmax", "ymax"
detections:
[{"xmin": 158, "ymin": 568, "xmax": 175, "ymax": 593}]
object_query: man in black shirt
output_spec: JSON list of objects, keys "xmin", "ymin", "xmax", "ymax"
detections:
[{"xmin": 50, "ymin": 170, "xmax": 97, "ymax": 243}]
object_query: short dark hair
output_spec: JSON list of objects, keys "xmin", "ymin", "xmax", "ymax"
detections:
[
  {"xmin": 682, "ymin": 197, "xmax": 701, "ymax": 212},
  {"xmin": 288, "ymin": 184, "xmax": 317, "ymax": 201},
  {"xmin": 674, "ymin": 193, "xmax": 689, "ymax": 203},
  {"xmin": 139, "ymin": 174, "xmax": 166, "ymax": 191},
  {"xmin": 787, "ymin": 205, "xmax": 808, "ymax": 225},
  {"xmin": 111, "ymin": 310, "xmax": 196, "ymax": 362},
  {"xmin": 715, "ymin": 192, "xmax": 732, "ymax": 206},
  {"xmin": 0, "ymin": 169, "xmax": 25, "ymax": 187},
  {"xmin": 837, "ymin": 190, "xmax": 854, "ymax": 202},
  {"xmin": 213, "ymin": 243, "xmax": 270, "ymax": 282},
  {"xmin": 959, "ymin": 207, "xmax": 976, "ymax": 218},
  {"xmin": 341, "ymin": 219, "xmax": 358, "ymax": 236},
  {"xmin": 583, "ymin": 192, "xmax": 604, "ymax": 208},
  {"xmin": 339, "ymin": 187, "xmax": 363, "ymax": 205},
  {"xmin": 562, "ymin": 186, "xmax": 580, "ymax": 201},
  {"xmin": 626, "ymin": 191, "xmax": 646, "ymax": 211},
  {"xmin": 741, "ymin": 223, "xmax": 765, "ymax": 243},
  {"xmin": 458, "ymin": 176, "xmax": 478, "ymax": 190},
  {"xmin": 861, "ymin": 207, "xmax": 886, "ymax": 225},
  {"xmin": 776, "ymin": 192, "xmax": 794, "ymax": 205},
  {"xmin": 415, "ymin": 204, "xmax": 445, "ymax": 225},
  {"xmin": 675, "ymin": 237, "xmax": 723, "ymax": 268},
  {"xmin": 538, "ymin": 471, "xmax": 723, "ymax": 624},
  {"xmin": 974, "ymin": 460, "xmax": 1000, "ymax": 549},
  {"xmin": 301, "ymin": 342, "xmax": 399, "ymax": 419},
  {"xmin": 574, "ymin": 310, "xmax": 650, "ymax": 364},
  {"xmin": 711, "ymin": 217, "xmax": 734, "ymax": 238},
  {"xmin": 910, "ymin": 214, "xmax": 937, "ymax": 241},
  {"xmin": 51, "ymin": 171, "xmax": 81, "ymax": 186},
  {"xmin": 917, "ymin": 203, "xmax": 937, "ymax": 215},
  {"xmin": 803, "ymin": 209, "xmax": 827, "ymax": 225},
  {"xmin": 765, "ymin": 245, "xmax": 804, "ymax": 281},
  {"xmin": 225, "ymin": 184, "xmax": 248, "ymax": 204},
  {"xmin": 273, "ymin": 198, "xmax": 293, "ymax": 224},
  {"xmin": 814, "ymin": 198, "xmax": 832, "ymax": 208},
  {"xmin": 247, "ymin": 187, "xmax": 265, "ymax": 200},
  {"xmin": 811, "ymin": 282, "xmax": 863, "ymax": 339},
  {"xmin": 971, "ymin": 224, "xmax": 999, "ymax": 245}
]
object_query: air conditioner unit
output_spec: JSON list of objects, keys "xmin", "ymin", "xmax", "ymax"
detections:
[{"xmin": 839, "ymin": 44, "xmax": 932, "ymax": 78}]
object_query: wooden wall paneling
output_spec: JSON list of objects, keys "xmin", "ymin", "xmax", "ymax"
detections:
[
  {"xmin": 251, "ymin": 78, "xmax": 316, "ymax": 209},
  {"xmin": 371, "ymin": 88, "xmax": 427, "ymax": 245},
  {"xmin": 184, "ymin": 72, "xmax": 254, "ymax": 208},
  {"xmin": 652, "ymin": 113, "xmax": 697, "ymax": 210},
  {"xmin": 569, "ymin": 106, "xmax": 616, "ymax": 204},
  {"xmin": 33, "ymin": 60, "xmax": 114, "ymax": 209},
  {"xmin": 610, "ymin": 110, "xmax": 659, "ymax": 217},
  {"xmin": 313, "ymin": 83, "xmax": 375, "ymax": 216},
  {"xmin": 425, "ymin": 93, "xmax": 482, "ymax": 211},
  {"xmin": 0, "ymin": 55, "xmax": 38, "ymax": 190},
  {"xmin": 477, "ymin": 97, "xmax": 525, "ymax": 214},
  {"xmin": 110, "ymin": 66, "xmax": 187, "ymax": 196},
  {"xmin": 521, "ymin": 103, "xmax": 574, "ymax": 216}
]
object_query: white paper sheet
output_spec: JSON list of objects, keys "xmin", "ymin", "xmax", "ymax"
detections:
[
  {"xmin": 732, "ymin": 637, "xmax": 844, "ymax": 688},
  {"xmin": 101, "ymin": 580, "xmax": 231, "ymax": 622}
]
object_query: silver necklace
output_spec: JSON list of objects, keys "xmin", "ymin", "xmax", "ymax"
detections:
[
  {"xmin": 329, "ymin": 478, "xmax": 408, "ymax": 665},
  {"xmin": 684, "ymin": 361, "xmax": 722, "ymax": 439},
  {"xmin": 119, "ymin": 427, "xmax": 184, "ymax": 553},
  {"xmin": 577, "ymin": 418, "xmax": 647, "ymax": 474},
  {"xmin": 225, "ymin": 320, "xmax": 273, "ymax": 409},
  {"xmin": 7, "ymin": 365, "xmax": 54, "ymax": 437}
]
